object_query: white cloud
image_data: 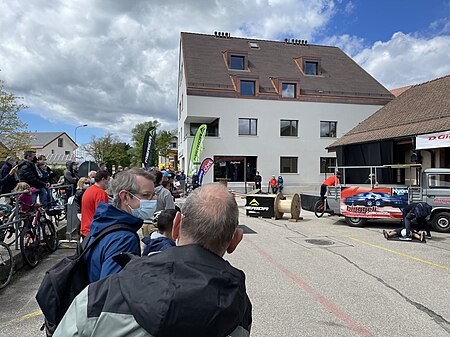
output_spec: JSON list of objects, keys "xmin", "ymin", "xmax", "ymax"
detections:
[
  {"xmin": 0, "ymin": 0, "xmax": 336, "ymax": 141},
  {"xmin": 354, "ymin": 32, "xmax": 450, "ymax": 89},
  {"xmin": 320, "ymin": 34, "xmax": 365, "ymax": 56},
  {"xmin": 2, "ymin": 0, "xmax": 449, "ymax": 143},
  {"xmin": 344, "ymin": 1, "xmax": 354, "ymax": 14}
]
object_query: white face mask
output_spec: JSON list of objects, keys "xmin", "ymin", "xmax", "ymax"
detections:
[{"xmin": 127, "ymin": 192, "xmax": 157, "ymax": 220}]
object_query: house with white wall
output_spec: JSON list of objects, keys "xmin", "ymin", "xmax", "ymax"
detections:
[
  {"xmin": 177, "ymin": 32, "xmax": 393, "ymax": 192},
  {"xmin": 28, "ymin": 132, "xmax": 76, "ymax": 167}
]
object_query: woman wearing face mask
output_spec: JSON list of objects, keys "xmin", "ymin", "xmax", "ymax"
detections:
[{"xmin": 82, "ymin": 168, "xmax": 157, "ymax": 283}]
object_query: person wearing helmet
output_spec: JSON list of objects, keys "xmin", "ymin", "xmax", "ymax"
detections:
[
  {"xmin": 320, "ymin": 171, "xmax": 341, "ymax": 201},
  {"xmin": 277, "ymin": 175, "xmax": 284, "ymax": 193},
  {"xmin": 269, "ymin": 175, "xmax": 278, "ymax": 194}
]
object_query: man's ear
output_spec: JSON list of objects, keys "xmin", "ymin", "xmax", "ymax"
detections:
[
  {"xmin": 119, "ymin": 190, "xmax": 129, "ymax": 205},
  {"xmin": 172, "ymin": 211, "xmax": 182, "ymax": 241},
  {"xmin": 226, "ymin": 227, "xmax": 243, "ymax": 254}
]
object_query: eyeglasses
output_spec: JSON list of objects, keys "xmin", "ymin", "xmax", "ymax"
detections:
[{"xmin": 129, "ymin": 191, "xmax": 155, "ymax": 200}]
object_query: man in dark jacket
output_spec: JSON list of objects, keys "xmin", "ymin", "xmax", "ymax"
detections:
[
  {"xmin": 18, "ymin": 151, "xmax": 48, "ymax": 203},
  {"xmin": 401, "ymin": 202, "xmax": 432, "ymax": 240},
  {"xmin": 54, "ymin": 183, "xmax": 251, "ymax": 337},
  {"xmin": 0, "ymin": 158, "xmax": 18, "ymax": 204},
  {"xmin": 63, "ymin": 160, "xmax": 78, "ymax": 199},
  {"xmin": 0, "ymin": 156, "xmax": 18, "ymax": 197}
]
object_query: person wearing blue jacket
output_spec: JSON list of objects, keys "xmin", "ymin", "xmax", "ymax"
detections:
[
  {"xmin": 142, "ymin": 209, "xmax": 177, "ymax": 255},
  {"xmin": 83, "ymin": 168, "xmax": 157, "ymax": 283}
]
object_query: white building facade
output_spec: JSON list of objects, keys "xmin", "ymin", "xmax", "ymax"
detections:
[{"xmin": 177, "ymin": 33, "xmax": 393, "ymax": 193}]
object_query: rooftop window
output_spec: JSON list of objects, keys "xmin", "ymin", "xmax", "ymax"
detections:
[
  {"xmin": 282, "ymin": 83, "xmax": 296, "ymax": 98},
  {"xmin": 240, "ymin": 80, "xmax": 255, "ymax": 96},
  {"xmin": 305, "ymin": 61, "xmax": 319, "ymax": 75},
  {"xmin": 230, "ymin": 55, "xmax": 245, "ymax": 70}
]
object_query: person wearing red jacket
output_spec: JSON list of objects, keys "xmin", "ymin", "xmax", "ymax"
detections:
[
  {"xmin": 320, "ymin": 171, "xmax": 341, "ymax": 201},
  {"xmin": 269, "ymin": 175, "xmax": 278, "ymax": 194}
]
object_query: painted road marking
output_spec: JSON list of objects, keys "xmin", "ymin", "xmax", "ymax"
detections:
[
  {"xmin": 247, "ymin": 238, "xmax": 374, "ymax": 337},
  {"xmin": 0, "ymin": 310, "xmax": 42, "ymax": 329},
  {"xmin": 350, "ymin": 237, "xmax": 450, "ymax": 272}
]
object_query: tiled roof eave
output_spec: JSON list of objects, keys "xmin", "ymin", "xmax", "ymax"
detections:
[{"xmin": 330, "ymin": 116, "xmax": 450, "ymax": 147}]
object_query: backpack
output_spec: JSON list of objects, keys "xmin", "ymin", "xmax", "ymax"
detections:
[
  {"xmin": 35, "ymin": 224, "xmax": 137, "ymax": 336},
  {"xmin": 414, "ymin": 202, "xmax": 432, "ymax": 219}
]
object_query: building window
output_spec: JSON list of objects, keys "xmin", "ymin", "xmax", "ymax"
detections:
[
  {"xmin": 65, "ymin": 151, "xmax": 70, "ymax": 155},
  {"xmin": 51, "ymin": 149, "xmax": 54, "ymax": 154},
  {"xmin": 305, "ymin": 61, "xmax": 318, "ymax": 75},
  {"xmin": 280, "ymin": 157, "xmax": 298, "ymax": 173},
  {"xmin": 190, "ymin": 119, "xmax": 219, "ymax": 137},
  {"xmin": 282, "ymin": 83, "xmax": 296, "ymax": 98},
  {"xmin": 239, "ymin": 118, "xmax": 257, "ymax": 136},
  {"xmin": 320, "ymin": 157, "xmax": 336, "ymax": 173},
  {"xmin": 58, "ymin": 138, "xmax": 63, "ymax": 147},
  {"xmin": 280, "ymin": 120, "xmax": 298, "ymax": 137},
  {"xmin": 230, "ymin": 55, "xmax": 245, "ymax": 70},
  {"xmin": 320, "ymin": 121, "xmax": 337, "ymax": 138},
  {"xmin": 240, "ymin": 80, "xmax": 255, "ymax": 96}
]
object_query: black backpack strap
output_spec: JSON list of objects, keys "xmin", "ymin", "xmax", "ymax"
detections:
[{"xmin": 78, "ymin": 224, "xmax": 139, "ymax": 260}]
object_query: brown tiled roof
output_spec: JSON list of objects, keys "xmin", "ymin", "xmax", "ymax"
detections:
[
  {"xmin": 390, "ymin": 85, "xmax": 412, "ymax": 97},
  {"xmin": 328, "ymin": 75, "xmax": 450, "ymax": 148},
  {"xmin": 181, "ymin": 32, "xmax": 393, "ymax": 103}
]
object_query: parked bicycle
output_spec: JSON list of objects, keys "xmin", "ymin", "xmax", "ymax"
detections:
[
  {"xmin": 0, "ymin": 204, "xmax": 15, "ymax": 289},
  {"xmin": 20, "ymin": 201, "xmax": 58, "ymax": 268}
]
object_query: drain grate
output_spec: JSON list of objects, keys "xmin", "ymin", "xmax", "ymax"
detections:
[{"xmin": 305, "ymin": 239, "xmax": 335, "ymax": 246}]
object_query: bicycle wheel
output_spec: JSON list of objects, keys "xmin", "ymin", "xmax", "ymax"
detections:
[
  {"xmin": 42, "ymin": 218, "xmax": 58, "ymax": 252},
  {"xmin": 0, "ymin": 242, "xmax": 13, "ymax": 289},
  {"xmin": 314, "ymin": 199, "xmax": 326, "ymax": 218},
  {"xmin": 20, "ymin": 224, "xmax": 40, "ymax": 268}
]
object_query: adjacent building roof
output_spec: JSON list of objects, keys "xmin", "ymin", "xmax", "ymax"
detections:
[
  {"xmin": 180, "ymin": 32, "xmax": 393, "ymax": 105},
  {"xmin": 328, "ymin": 75, "xmax": 450, "ymax": 149},
  {"xmin": 27, "ymin": 132, "xmax": 76, "ymax": 148},
  {"xmin": 390, "ymin": 85, "xmax": 412, "ymax": 97}
]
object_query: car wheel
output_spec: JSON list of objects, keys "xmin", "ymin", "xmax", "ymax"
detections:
[
  {"xmin": 375, "ymin": 200, "xmax": 381, "ymax": 207},
  {"xmin": 345, "ymin": 217, "xmax": 367, "ymax": 227},
  {"xmin": 366, "ymin": 200, "xmax": 373, "ymax": 206},
  {"xmin": 432, "ymin": 212, "xmax": 450, "ymax": 233}
]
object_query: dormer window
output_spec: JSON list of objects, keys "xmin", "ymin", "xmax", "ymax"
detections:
[
  {"xmin": 282, "ymin": 83, "xmax": 296, "ymax": 98},
  {"xmin": 240, "ymin": 80, "xmax": 255, "ymax": 96},
  {"xmin": 294, "ymin": 56, "xmax": 322, "ymax": 76},
  {"xmin": 305, "ymin": 61, "xmax": 318, "ymax": 75},
  {"xmin": 225, "ymin": 50, "xmax": 249, "ymax": 71},
  {"xmin": 230, "ymin": 55, "xmax": 245, "ymax": 70}
]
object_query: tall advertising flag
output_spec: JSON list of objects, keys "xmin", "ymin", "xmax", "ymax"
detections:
[
  {"xmin": 198, "ymin": 157, "xmax": 214, "ymax": 186},
  {"xmin": 188, "ymin": 124, "xmax": 207, "ymax": 176},
  {"xmin": 142, "ymin": 127, "xmax": 156, "ymax": 168}
]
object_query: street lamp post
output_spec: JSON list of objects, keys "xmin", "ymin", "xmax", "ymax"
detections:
[{"xmin": 74, "ymin": 124, "xmax": 88, "ymax": 162}]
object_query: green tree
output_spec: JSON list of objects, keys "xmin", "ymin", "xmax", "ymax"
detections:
[
  {"xmin": 156, "ymin": 129, "xmax": 175, "ymax": 159},
  {"xmin": 129, "ymin": 120, "xmax": 160, "ymax": 167},
  {"xmin": 83, "ymin": 133, "xmax": 131, "ymax": 170},
  {"xmin": 0, "ymin": 79, "xmax": 31, "ymax": 158}
]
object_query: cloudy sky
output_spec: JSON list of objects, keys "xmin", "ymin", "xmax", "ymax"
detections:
[{"xmin": 1, "ymin": 0, "xmax": 449, "ymax": 146}]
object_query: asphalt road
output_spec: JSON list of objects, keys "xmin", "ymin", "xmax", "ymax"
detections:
[{"xmin": 0, "ymin": 198, "xmax": 449, "ymax": 337}]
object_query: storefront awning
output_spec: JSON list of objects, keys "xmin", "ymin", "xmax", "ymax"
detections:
[{"xmin": 416, "ymin": 131, "xmax": 450, "ymax": 150}]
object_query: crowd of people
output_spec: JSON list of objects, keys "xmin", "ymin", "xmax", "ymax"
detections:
[{"xmin": 0, "ymin": 151, "xmax": 437, "ymax": 336}]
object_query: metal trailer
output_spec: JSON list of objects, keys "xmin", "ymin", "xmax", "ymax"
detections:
[
  {"xmin": 320, "ymin": 165, "xmax": 450, "ymax": 232},
  {"xmin": 322, "ymin": 164, "xmax": 422, "ymax": 228}
]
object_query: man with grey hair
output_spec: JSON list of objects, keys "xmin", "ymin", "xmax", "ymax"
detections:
[
  {"xmin": 82, "ymin": 168, "xmax": 156, "ymax": 283},
  {"xmin": 55, "ymin": 183, "xmax": 252, "ymax": 337}
]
